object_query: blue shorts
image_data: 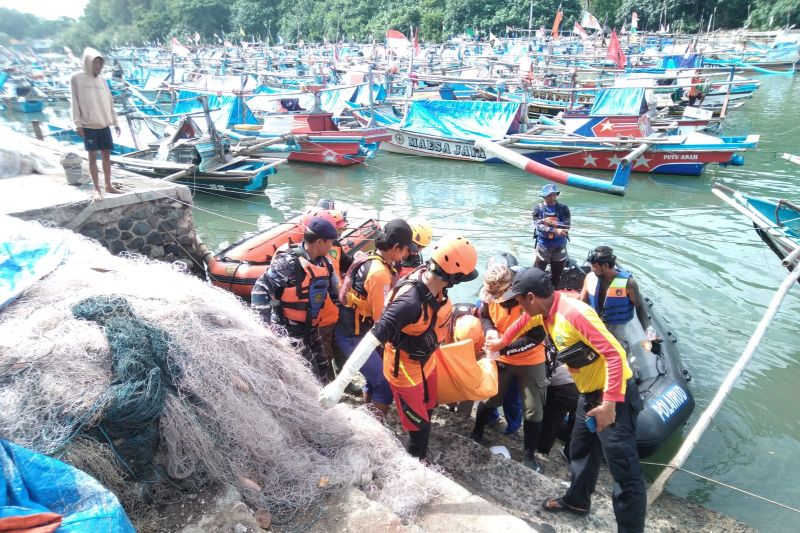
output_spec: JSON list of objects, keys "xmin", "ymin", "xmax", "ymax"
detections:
[
  {"xmin": 335, "ymin": 334, "xmax": 394, "ymax": 405},
  {"xmin": 83, "ymin": 127, "xmax": 113, "ymax": 152}
]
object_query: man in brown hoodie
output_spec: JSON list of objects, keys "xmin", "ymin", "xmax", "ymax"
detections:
[{"xmin": 70, "ymin": 47, "xmax": 121, "ymax": 199}]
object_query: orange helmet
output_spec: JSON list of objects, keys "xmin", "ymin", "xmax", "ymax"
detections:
[
  {"xmin": 328, "ymin": 209, "xmax": 347, "ymax": 230},
  {"xmin": 300, "ymin": 208, "xmax": 337, "ymax": 231},
  {"xmin": 428, "ymin": 235, "xmax": 479, "ymax": 284},
  {"xmin": 453, "ymin": 315, "xmax": 484, "ymax": 348}
]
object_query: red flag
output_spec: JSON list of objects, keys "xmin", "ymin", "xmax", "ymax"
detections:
[
  {"xmin": 607, "ymin": 30, "xmax": 626, "ymax": 69},
  {"xmin": 551, "ymin": 10, "xmax": 564, "ymax": 39},
  {"xmin": 573, "ymin": 22, "xmax": 588, "ymax": 40}
]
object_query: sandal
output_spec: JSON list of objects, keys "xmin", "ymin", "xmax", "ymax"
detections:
[{"xmin": 542, "ymin": 497, "xmax": 590, "ymax": 516}]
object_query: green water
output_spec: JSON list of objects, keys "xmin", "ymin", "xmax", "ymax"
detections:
[{"xmin": 6, "ymin": 76, "xmax": 799, "ymax": 531}]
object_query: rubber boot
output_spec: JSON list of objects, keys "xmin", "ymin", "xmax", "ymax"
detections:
[
  {"xmin": 469, "ymin": 402, "xmax": 490, "ymax": 443},
  {"xmin": 522, "ymin": 420, "xmax": 544, "ymax": 473}
]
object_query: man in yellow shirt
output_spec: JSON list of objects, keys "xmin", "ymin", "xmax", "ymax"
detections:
[{"xmin": 488, "ymin": 267, "xmax": 645, "ymax": 533}]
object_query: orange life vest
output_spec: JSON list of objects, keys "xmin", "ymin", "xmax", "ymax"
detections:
[
  {"xmin": 488, "ymin": 301, "xmax": 545, "ymax": 366},
  {"xmin": 317, "ymin": 243, "xmax": 343, "ymax": 328},
  {"xmin": 340, "ymin": 253, "xmax": 395, "ymax": 335},
  {"xmin": 382, "ymin": 269, "xmax": 446, "ymax": 399},
  {"xmin": 276, "ymin": 245, "xmax": 333, "ymax": 328}
]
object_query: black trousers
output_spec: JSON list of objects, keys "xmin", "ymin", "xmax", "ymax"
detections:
[
  {"xmin": 285, "ymin": 324, "xmax": 328, "ymax": 381},
  {"xmin": 564, "ymin": 379, "xmax": 646, "ymax": 533},
  {"xmin": 537, "ymin": 382, "xmax": 579, "ymax": 454}
]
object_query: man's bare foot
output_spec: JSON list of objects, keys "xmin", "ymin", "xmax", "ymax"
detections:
[
  {"xmin": 105, "ymin": 184, "xmax": 123, "ymax": 194},
  {"xmin": 92, "ymin": 190, "xmax": 104, "ymax": 201}
]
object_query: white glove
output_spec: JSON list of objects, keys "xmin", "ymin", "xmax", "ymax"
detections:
[
  {"xmin": 318, "ymin": 331, "xmax": 381, "ymax": 408},
  {"xmin": 646, "ymin": 326, "xmax": 657, "ymax": 341}
]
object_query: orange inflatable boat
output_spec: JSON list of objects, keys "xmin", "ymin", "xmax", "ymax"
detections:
[{"xmin": 207, "ymin": 218, "xmax": 381, "ymax": 299}]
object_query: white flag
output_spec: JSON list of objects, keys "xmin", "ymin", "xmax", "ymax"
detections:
[{"xmin": 581, "ymin": 11, "xmax": 602, "ymax": 31}]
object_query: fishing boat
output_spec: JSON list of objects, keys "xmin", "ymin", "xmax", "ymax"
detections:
[
  {"xmin": 232, "ymin": 89, "xmax": 390, "ymax": 166},
  {"xmin": 353, "ymin": 90, "xmax": 758, "ymax": 176},
  {"xmin": 110, "ymin": 116, "xmax": 284, "ymax": 197},
  {"xmin": 713, "ymin": 183, "xmax": 800, "ymax": 271},
  {"xmin": 559, "ymin": 261, "xmax": 695, "ymax": 456},
  {"xmin": 207, "ymin": 216, "xmax": 381, "ymax": 299}
]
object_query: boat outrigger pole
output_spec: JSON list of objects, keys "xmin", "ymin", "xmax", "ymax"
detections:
[{"xmin": 474, "ymin": 138, "xmax": 633, "ymax": 196}]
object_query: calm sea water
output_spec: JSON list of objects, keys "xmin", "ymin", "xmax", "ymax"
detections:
[{"xmin": 7, "ymin": 75, "xmax": 799, "ymax": 531}]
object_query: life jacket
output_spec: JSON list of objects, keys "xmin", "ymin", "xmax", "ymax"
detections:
[
  {"xmin": 317, "ymin": 243, "xmax": 343, "ymax": 328},
  {"xmin": 383, "ymin": 268, "xmax": 445, "ymax": 401},
  {"xmin": 276, "ymin": 245, "xmax": 333, "ymax": 328},
  {"xmin": 587, "ymin": 269, "xmax": 634, "ymax": 325},
  {"xmin": 339, "ymin": 252, "xmax": 395, "ymax": 335},
  {"xmin": 487, "ymin": 300, "xmax": 545, "ymax": 366},
  {"xmin": 534, "ymin": 202, "xmax": 569, "ymax": 248}
]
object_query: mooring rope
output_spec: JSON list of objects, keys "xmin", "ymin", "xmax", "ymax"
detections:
[{"xmin": 641, "ymin": 461, "xmax": 800, "ymax": 514}]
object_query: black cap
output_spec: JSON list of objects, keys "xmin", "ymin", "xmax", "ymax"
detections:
[
  {"xmin": 511, "ymin": 267, "xmax": 554, "ymax": 298},
  {"xmin": 382, "ymin": 219, "xmax": 419, "ymax": 253},
  {"xmin": 305, "ymin": 216, "xmax": 338, "ymax": 240}
]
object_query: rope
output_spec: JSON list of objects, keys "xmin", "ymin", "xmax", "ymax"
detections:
[{"xmin": 641, "ymin": 461, "xmax": 800, "ymax": 514}]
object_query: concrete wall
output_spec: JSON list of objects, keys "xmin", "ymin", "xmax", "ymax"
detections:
[{"xmin": 8, "ymin": 175, "xmax": 206, "ymax": 274}]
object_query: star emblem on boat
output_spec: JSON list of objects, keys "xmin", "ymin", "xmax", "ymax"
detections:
[
  {"xmin": 600, "ymin": 121, "xmax": 615, "ymax": 132},
  {"xmin": 583, "ymin": 154, "xmax": 599, "ymax": 166},
  {"xmin": 634, "ymin": 155, "xmax": 651, "ymax": 168},
  {"xmin": 607, "ymin": 155, "xmax": 622, "ymax": 167}
]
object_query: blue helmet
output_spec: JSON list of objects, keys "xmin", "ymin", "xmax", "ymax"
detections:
[{"xmin": 540, "ymin": 183, "xmax": 561, "ymax": 197}]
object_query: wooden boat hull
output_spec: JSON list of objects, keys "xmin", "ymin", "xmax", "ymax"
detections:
[
  {"xmin": 208, "ymin": 217, "xmax": 381, "ymax": 299},
  {"xmin": 379, "ymin": 125, "xmax": 756, "ymax": 176}
]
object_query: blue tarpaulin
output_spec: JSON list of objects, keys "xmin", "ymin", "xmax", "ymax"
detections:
[
  {"xmin": 589, "ymin": 88, "xmax": 646, "ymax": 117},
  {"xmin": 174, "ymin": 89, "xmax": 259, "ymax": 130},
  {"xmin": 400, "ymin": 100, "xmax": 521, "ymax": 140},
  {"xmin": 0, "ymin": 217, "xmax": 68, "ymax": 311},
  {"xmin": 659, "ymin": 54, "xmax": 699, "ymax": 69},
  {"xmin": 0, "ymin": 440, "xmax": 135, "ymax": 532}
]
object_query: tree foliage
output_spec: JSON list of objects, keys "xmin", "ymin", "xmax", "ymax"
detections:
[{"xmin": 0, "ymin": 0, "xmax": 795, "ymax": 52}]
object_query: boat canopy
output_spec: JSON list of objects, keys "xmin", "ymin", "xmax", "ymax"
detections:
[
  {"xmin": 247, "ymin": 83, "xmax": 386, "ymax": 118},
  {"xmin": 589, "ymin": 87, "xmax": 646, "ymax": 117},
  {"xmin": 174, "ymin": 89, "xmax": 259, "ymax": 130},
  {"xmin": 400, "ymin": 100, "xmax": 522, "ymax": 140}
]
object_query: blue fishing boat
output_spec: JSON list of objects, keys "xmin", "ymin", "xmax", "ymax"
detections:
[
  {"xmin": 713, "ymin": 183, "xmax": 800, "ymax": 271},
  {"xmin": 110, "ymin": 117, "xmax": 285, "ymax": 197}
]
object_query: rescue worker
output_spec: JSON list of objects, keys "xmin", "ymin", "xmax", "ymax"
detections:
[
  {"xmin": 487, "ymin": 268, "xmax": 645, "ymax": 532},
  {"xmin": 397, "ymin": 218, "xmax": 433, "ymax": 278},
  {"xmin": 482, "ymin": 253, "xmax": 523, "ymax": 435},
  {"xmin": 579, "ymin": 246, "xmax": 653, "ymax": 351},
  {"xmin": 470, "ymin": 262, "xmax": 548, "ymax": 473},
  {"xmin": 320, "ymin": 235, "xmax": 479, "ymax": 462},
  {"xmin": 251, "ymin": 216, "xmax": 341, "ymax": 381},
  {"xmin": 310, "ymin": 208, "xmax": 349, "ymax": 380},
  {"xmin": 334, "ymin": 219, "xmax": 417, "ymax": 417},
  {"xmin": 532, "ymin": 184, "xmax": 571, "ymax": 289}
]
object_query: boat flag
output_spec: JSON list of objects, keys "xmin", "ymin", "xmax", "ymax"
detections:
[
  {"xmin": 551, "ymin": 7, "xmax": 564, "ymax": 39},
  {"xmin": 171, "ymin": 37, "xmax": 190, "ymax": 57},
  {"xmin": 607, "ymin": 30, "xmax": 626, "ymax": 69},
  {"xmin": 386, "ymin": 29, "xmax": 411, "ymax": 50},
  {"xmin": 573, "ymin": 22, "xmax": 589, "ymax": 40},
  {"xmin": 240, "ymin": 27, "xmax": 246, "ymax": 37},
  {"xmin": 581, "ymin": 10, "xmax": 603, "ymax": 31},
  {"xmin": 193, "ymin": 32, "xmax": 200, "ymax": 43},
  {"xmin": 631, "ymin": 12, "xmax": 639, "ymax": 32}
]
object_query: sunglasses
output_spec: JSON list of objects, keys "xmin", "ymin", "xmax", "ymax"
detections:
[{"xmin": 586, "ymin": 251, "xmax": 615, "ymax": 265}]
